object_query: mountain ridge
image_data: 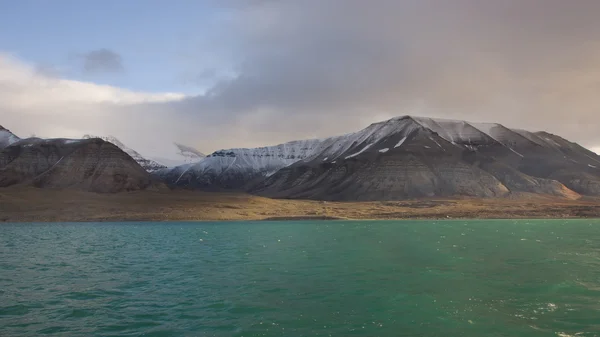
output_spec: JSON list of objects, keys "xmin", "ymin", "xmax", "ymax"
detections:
[
  {"xmin": 2, "ymin": 115, "xmax": 600, "ymax": 200},
  {"xmin": 0, "ymin": 125, "xmax": 21, "ymax": 150},
  {"xmin": 0, "ymin": 137, "xmax": 164, "ymax": 192},
  {"xmin": 157, "ymin": 115, "xmax": 600, "ymax": 200},
  {"xmin": 82, "ymin": 135, "xmax": 168, "ymax": 172}
]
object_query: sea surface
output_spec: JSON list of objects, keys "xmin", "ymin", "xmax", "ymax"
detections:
[{"xmin": 1, "ymin": 220, "xmax": 600, "ymax": 336}]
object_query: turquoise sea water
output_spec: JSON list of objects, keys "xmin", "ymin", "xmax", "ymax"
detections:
[{"xmin": 1, "ymin": 220, "xmax": 600, "ymax": 336}]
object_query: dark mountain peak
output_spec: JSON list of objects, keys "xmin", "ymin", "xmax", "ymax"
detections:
[{"xmin": 0, "ymin": 137, "xmax": 164, "ymax": 192}]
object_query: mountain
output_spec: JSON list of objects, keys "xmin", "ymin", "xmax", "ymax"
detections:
[
  {"xmin": 253, "ymin": 116, "xmax": 599, "ymax": 200},
  {"xmin": 0, "ymin": 137, "xmax": 163, "ymax": 192},
  {"xmin": 159, "ymin": 115, "xmax": 600, "ymax": 200},
  {"xmin": 0, "ymin": 125, "xmax": 20, "ymax": 150},
  {"xmin": 155, "ymin": 138, "xmax": 340, "ymax": 190},
  {"xmin": 82, "ymin": 135, "xmax": 167, "ymax": 172}
]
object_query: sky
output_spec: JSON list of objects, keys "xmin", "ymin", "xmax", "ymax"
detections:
[{"xmin": 0, "ymin": 0, "xmax": 599, "ymax": 159}]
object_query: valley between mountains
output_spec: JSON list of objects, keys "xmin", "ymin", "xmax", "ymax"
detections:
[{"xmin": 2, "ymin": 116, "xmax": 600, "ymax": 221}]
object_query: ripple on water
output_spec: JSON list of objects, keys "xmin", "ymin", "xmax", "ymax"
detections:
[{"xmin": 1, "ymin": 220, "xmax": 600, "ymax": 336}]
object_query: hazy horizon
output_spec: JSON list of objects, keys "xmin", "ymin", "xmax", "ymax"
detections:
[{"xmin": 1, "ymin": 1, "xmax": 600, "ymax": 159}]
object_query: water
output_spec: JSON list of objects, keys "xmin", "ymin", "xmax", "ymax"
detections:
[{"xmin": 1, "ymin": 220, "xmax": 600, "ymax": 336}]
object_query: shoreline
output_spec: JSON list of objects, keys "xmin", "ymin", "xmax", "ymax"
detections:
[
  {"xmin": 4, "ymin": 215, "xmax": 600, "ymax": 224},
  {"xmin": 2, "ymin": 187, "xmax": 600, "ymax": 223}
]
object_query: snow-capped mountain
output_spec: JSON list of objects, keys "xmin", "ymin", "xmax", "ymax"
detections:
[
  {"xmin": 0, "ymin": 125, "xmax": 20, "ymax": 149},
  {"xmin": 155, "ymin": 138, "xmax": 335, "ymax": 189},
  {"xmin": 82, "ymin": 135, "xmax": 167, "ymax": 172},
  {"xmin": 158, "ymin": 115, "xmax": 600, "ymax": 200},
  {"xmin": 253, "ymin": 116, "xmax": 600, "ymax": 200},
  {"xmin": 157, "ymin": 120, "xmax": 425, "ymax": 189}
]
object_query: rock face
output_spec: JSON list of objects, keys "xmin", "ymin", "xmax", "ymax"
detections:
[
  {"xmin": 251, "ymin": 116, "xmax": 600, "ymax": 200},
  {"xmin": 0, "ymin": 138, "xmax": 162, "ymax": 192}
]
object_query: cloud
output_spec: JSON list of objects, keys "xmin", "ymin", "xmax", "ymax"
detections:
[
  {"xmin": 179, "ymin": 0, "xmax": 600, "ymax": 149},
  {"xmin": 79, "ymin": 48, "xmax": 124, "ymax": 74},
  {"xmin": 2, "ymin": 0, "xmax": 600, "ymax": 159},
  {"xmin": 0, "ymin": 53, "xmax": 185, "ymax": 157}
]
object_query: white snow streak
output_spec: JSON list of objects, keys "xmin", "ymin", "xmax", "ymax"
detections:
[
  {"xmin": 588, "ymin": 164, "xmax": 597, "ymax": 168},
  {"xmin": 394, "ymin": 137, "xmax": 407, "ymax": 148},
  {"xmin": 544, "ymin": 137, "xmax": 562, "ymax": 147},
  {"xmin": 175, "ymin": 165, "xmax": 193, "ymax": 184},
  {"xmin": 378, "ymin": 148, "xmax": 389, "ymax": 153},
  {"xmin": 429, "ymin": 137, "xmax": 445, "ymax": 151},
  {"xmin": 345, "ymin": 144, "xmax": 372, "ymax": 159},
  {"xmin": 33, "ymin": 156, "xmax": 64, "ymax": 180},
  {"xmin": 508, "ymin": 147, "xmax": 524, "ymax": 157}
]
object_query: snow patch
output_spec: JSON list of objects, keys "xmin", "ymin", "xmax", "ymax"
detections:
[
  {"xmin": 545, "ymin": 137, "xmax": 561, "ymax": 147},
  {"xmin": 323, "ymin": 157, "xmax": 328, "ymax": 161},
  {"xmin": 345, "ymin": 144, "xmax": 373, "ymax": 159},
  {"xmin": 378, "ymin": 148, "xmax": 389, "ymax": 153},
  {"xmin": 424, "ymin": 146, "xmax": 431, "ymax": 149},
  {"xmin": 394, "ymin": 137, "xmax": 407, "ymax": 148},
  {"xmin": 588, "ymin": 164, "xmax": 597, "ymax": 168}
]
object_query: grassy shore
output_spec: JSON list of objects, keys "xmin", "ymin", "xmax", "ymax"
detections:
[{"xmin": 1, "ymin": 186, "xmax": 600, "ymax": 222}]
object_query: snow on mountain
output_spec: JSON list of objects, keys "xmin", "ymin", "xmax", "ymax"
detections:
[
  {"xmin": 82, "ymin": 135, "xmax": 167, "ymax": 172},
  {"xmin": 159, "ymin": 116, "xmax": 428, "ymax": 188},
  {"xmin": 0, "ymin": 125, "xmax": 21, "ymax": 149},
  {"xmin": 159, "ymin": 115, "xmax": 600, "ymax": 190},
  {"xmin": 183, "ymin": 138, "xmax": 333, "ymax": 176}
]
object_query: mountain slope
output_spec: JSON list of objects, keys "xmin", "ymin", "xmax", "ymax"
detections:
[
  {"xmin": 0, "ymin": 125, "xmax": 20, "ymax": 149},
  {"xmin": 250, "ymin": 116, "xmax": 600, "ymax": 200},
  {"xmin": 82, "ymin": 135, "xmax": 167, "ymax": 172},
  {"xmin": 253, "ymin": 125, "xmax": 512, "ymax": 200},
  {"xmin": 0, "ymin": 137, "xmax": 163, "ymax": 192}
]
